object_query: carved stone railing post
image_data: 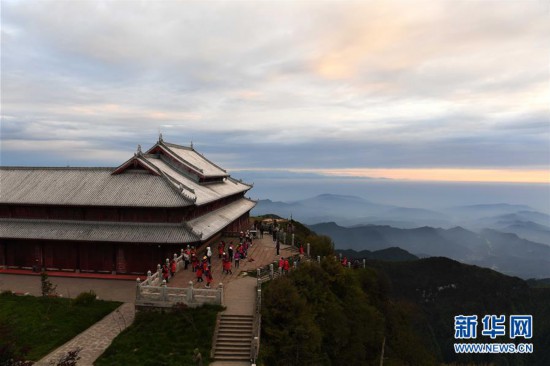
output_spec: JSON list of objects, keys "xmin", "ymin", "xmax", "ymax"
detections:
[
  {"xmin": 218, "ymin": 283, "xmax": 224, "ymax": 306},
  {"xmin": 135, "ymin": 278, "xmax": 141, "ymax": 300},
  {"xmin": 147, "ymin": 270, "xmax": 152, "ymax": 285},
  {"xmin": 269, "ymin": 263, "xmax": 274, "ymax": 279},
  {"xmin": 187, "ymin": 280, "xmax": 194, "ymax": 303},
  {"xmin": 317, "ymin": 255, "xmax": 321, "ymax": 264},
  {"xmin": 363, "ymin": 259, "xmax": 366, "ymax": 269},
  {"xmin": 156, "ymin": 264, "xmax": 162, "ymax": 285},
  {"xmin": 292, "ymin": 233, "xmax": 295, "ymax": 247},
  {"xmin": 161, "ymin": 280, "xmax": 167, "ymax": 302},
  {"xmin": 307, "ymin": 243, "xmax": 310, "ymax": 257},
  {"xmin": 348, "ymin": 262, "xmax": 351, "ymax": 269}
]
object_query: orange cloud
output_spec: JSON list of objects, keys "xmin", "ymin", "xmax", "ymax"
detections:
[{"xmin": 312, "ymin": 168, "xmax": 550, "ymax": 184}]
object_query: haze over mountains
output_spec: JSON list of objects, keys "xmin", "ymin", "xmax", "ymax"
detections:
[{"xmin": 252, "ymin": 193, "xmax": 550, "ymax": 278}]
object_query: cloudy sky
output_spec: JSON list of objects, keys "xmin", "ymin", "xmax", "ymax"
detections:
[{"xmin": 1, "ymin": 0, "xmax": 549, "ymax": 185}]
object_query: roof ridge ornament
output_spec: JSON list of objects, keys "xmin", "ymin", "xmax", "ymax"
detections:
[
  {"xmin": 159, "ymin": 133, "xmax": 163, "ymax": 143},
  {"xmin": 137, "ymin": 144, "xmax": 142, "ymax": 156},
  {"xmin": 190, "ymin": 141, "xmax": 193, "ymax": 149}
]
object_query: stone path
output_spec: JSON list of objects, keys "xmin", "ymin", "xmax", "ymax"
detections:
[
  {"xmin": 208, "ymin": 234, "xmax": 298, "ymax": 366},
  {"xmin": 34, "ymin": 302, "xmax": 135, "ymax": 366}
]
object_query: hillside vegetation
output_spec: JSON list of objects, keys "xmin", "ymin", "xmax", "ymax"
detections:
[{"xmin": 259, "ymin": 220, "xmax": 550, "ymax": 365}]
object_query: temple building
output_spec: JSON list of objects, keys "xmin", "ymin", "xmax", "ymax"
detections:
[{"xmin": 0, "ymin": 136, "xmax": 255, "ymax": 274}]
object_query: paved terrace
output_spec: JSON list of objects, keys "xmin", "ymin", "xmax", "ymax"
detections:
[{"xmin": 167, "ymin": 233, "xmax": 296, "ymax": 290}]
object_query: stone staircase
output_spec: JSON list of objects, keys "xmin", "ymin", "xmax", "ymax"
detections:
[{"xmin": 212, "ymin": 314, "xmax": 253, "ymax": 362}]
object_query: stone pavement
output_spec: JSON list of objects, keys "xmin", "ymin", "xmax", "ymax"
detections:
[
  {"xmin": 169, "ymin": 234, "xmax": 296, "ymax": 290},
  {"xmin": 34, "ymin": 302, "xmax": 135, "ymax": 366},
  {"xmin": 222, "ymin": 276, "xmax": 257, "ymax": 315}
]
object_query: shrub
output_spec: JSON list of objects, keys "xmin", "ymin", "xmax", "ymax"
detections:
[
  {"xmin": 40, "ymin": 272, "xmax": 57, "ymax": 297},
  {"xmin": 72, "ymin": 291, "xmax": 97, "ymax": 306}
]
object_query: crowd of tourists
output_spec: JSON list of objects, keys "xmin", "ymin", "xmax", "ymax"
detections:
[{"xmin": 162, "ymin": 230, "xmax": 256, "ymax": 287}]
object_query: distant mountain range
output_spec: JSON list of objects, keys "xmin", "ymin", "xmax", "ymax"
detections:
[
  {"xmin": 309, "ymin": 222, "xmax": 550, "ymax": 279},
  {"xmin": 335, "ymin": 247, "xmax": 419, "ymax": 262},
  {"xmin": 252, "ymin": 194, "xmax": 550, "ymax": 233},
  {"xmin": 252, "ymin": 193, "xmax": 550, "ymax": 278},
  {"xmin": 252, "ymin": 193, "xmax": 550, "ymax": 245}
]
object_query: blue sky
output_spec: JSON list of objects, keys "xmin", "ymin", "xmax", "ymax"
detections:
[{"xmin": 1, "ymin": 1, "xmax": 549, "ymax": 186}]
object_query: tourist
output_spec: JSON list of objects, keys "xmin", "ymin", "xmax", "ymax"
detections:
[
  {"xmin": 283, "ymin": 257, "xmax": 290, "ymax": 274},
  {"xmin": 234, "ymin": 250, "xmax": 240, "ymax": 268},
  {"xmin": 191, "ymin": 253, "xmax": 198, "ymax": 272},
  {"xmin": 170, "ymin": 258, "xmax": 177, "ymax": 278},
  {"xmin": 222, "ymin": 254, "xmax": 232, "ymax": 275},
  {"xmin": 206, "ymin": 246, "xmax": 212, "ymax": 264},
  {"xmin": 228, "ymin": 244, "xmax": 234, "ymax": 261},
  {"xmin": 278, "ymin": 257, "xmax": 284, "ymax": 273},
  {"xmin": 276, "ymin": 239, "xmax": 280, "ymax": 255},
  {"xmin": 218, "ymin": 241, "xmax": 224, "ymax": 259},
  {"xmin": 205, "ymin": 268, "xmax": 213, "ymax": 288},
  {"xmin": 196, "ymin": 260, "xmax": 204, "ymax": 283},
  {"xmin": 162, "ymin": 263, "xmax": 170, "ymax": 283},
  {"xmin": 299, "ymin": 244, "xmax": 304, "ymax": 255},
  {"xmin": 183, "ymin": 248, "xmax": 190, "ymax": 270}
]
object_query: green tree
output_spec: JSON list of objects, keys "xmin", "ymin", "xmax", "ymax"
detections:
[{"xmin": 261, "ymin": 277, "xmax": 322, "ymax": 365}]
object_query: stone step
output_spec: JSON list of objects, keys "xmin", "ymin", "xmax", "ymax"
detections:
[
  {"xmin": 218, "ymin": 324, "xmax": 252, "ymax": 330},
  {"xmin": 217, "ymin": 332, "xmax": 252, "ymax": 337},
  {"xmin": 219, "ymin": 320, "xmax": 253, "ymax": 325},
  {"xmin": 218, "ymin": 328, "xmax": 252, "ymax": 334},
  {"xmin": 221, "ymin": 314, "xmax": 253, "ymax": 318},
  {"xmin": 215, "ymin": 340, "xmax": 251, "ymax": 347},
  {"xmin": 215, "ymin": 345, "xmax": 251, "ymax": 352},
  {"xmin": 216, "ymin": 334, "xmax": 251, "ymax": 340},
  {"xmin": 214, "ymin": 352, "xmax": 251, "ymax": 359},
  {"xmin": 221, "ymin": 314, "xmax": 253, "ymax": 319}
]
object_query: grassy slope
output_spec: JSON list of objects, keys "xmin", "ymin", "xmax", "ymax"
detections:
[
  {"xmin": 0, "ymin": 293, "xmax": 121, "ymax": 361},
  {"xmin": 95, "ymin": 305, "xmax": 222, "ymax": 366}
]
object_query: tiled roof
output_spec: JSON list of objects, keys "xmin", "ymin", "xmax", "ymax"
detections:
[
  {"xmin": 0, "ymin": 167, "xmax": 193, "ymax": 207},
  {"xmin": 145, "ymin": 157, "xmax": 251, "ymax": 206},
  {"xmin": 189, "ymin": 197, "xmax": 257, "ymax": 240},
  {"xmin": 0, "ymin": 218, "xmax": 201, "ymax": 243},
  {"xmin": 156, "ymin": 142, "xmax": 228, "ymax": 178},
  {"xmin": 0, "ymin": 140, "xmax": 253, "ymax": 209}
]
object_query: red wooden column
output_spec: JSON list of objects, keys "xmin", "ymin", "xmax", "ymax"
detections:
[
  {"xmin": 116, "ymin": 246, "xmax": 127, "ymax": 273},
  {"xmin": 0, "ymin": 241, "xmax": 5, "ymax": 268}
]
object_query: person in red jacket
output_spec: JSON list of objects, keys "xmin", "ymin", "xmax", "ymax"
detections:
[
  {"xmin": 170, "ymin": 258, "xmax": 177, "ymax": 278},
  {"xmin": 283, "ymin": 258, "xmax": 290, "ymax": 274},
  {"xmin": 162, "ymin": 263, "xmax": 170, "ymax": 283},
  {"xmin": 299, "ymin": 244, "xmax": 304, "ymax": 255},
  {"xmin": 278, "ymin": 257, "xmax": 284, "ymax": 273},
  {"xmin": 222, "ymin": 253, "xmax": 232, "ymax": 275},
  {"xmin": 205, "ymin": 267, "xmax": 213, "ymax": 288},
  {"xmin": 196, "ymin": 258, "xmax": 204, "ymax": 282}
]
